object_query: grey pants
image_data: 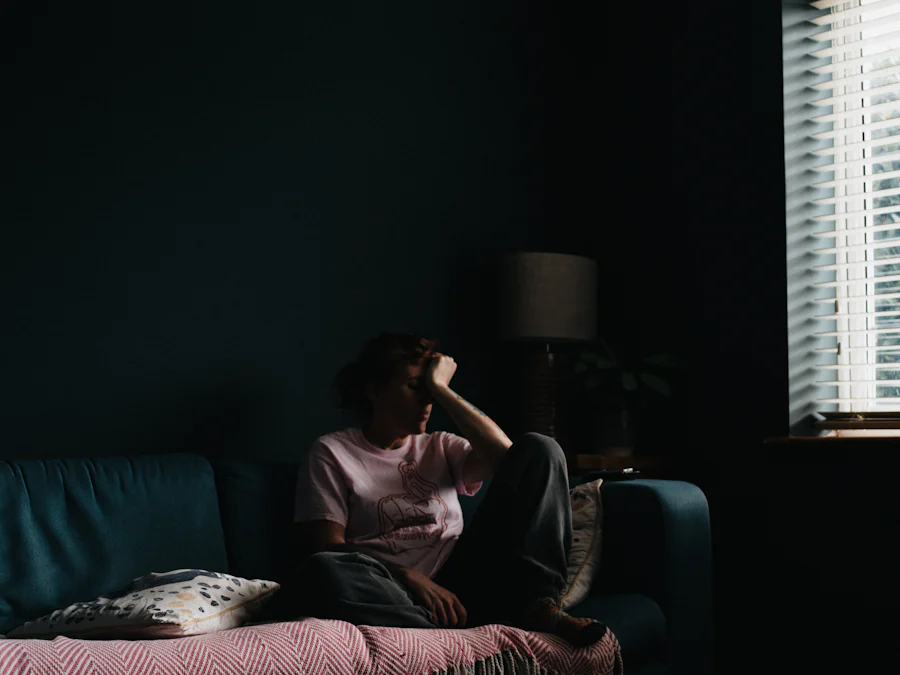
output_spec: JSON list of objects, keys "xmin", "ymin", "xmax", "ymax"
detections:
[{"xmin": 294, "ymin": 432, "xmax": 573, "ymax": 628}]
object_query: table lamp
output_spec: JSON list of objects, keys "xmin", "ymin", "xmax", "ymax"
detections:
[{"xmin": 497, "ymin": 251, "xmax": 598, "ymax": 441}]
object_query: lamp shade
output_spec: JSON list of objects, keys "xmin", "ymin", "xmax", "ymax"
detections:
[{"xmin": 497, "ymin": 251, "xmax": 597, "ymax": 343}]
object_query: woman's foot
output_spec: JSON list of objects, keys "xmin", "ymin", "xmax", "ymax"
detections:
[{"xmin": 518, "ymin": 598, "xmax": 608, "ymax": 646}]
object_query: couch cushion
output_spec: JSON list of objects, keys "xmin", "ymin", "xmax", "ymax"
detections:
[
  {"xmin": 209, "ymin": 458, "xmax": 305, "ymax": 619},
  {"xmin": 570, "ymin": 592, "xmax": 666, "ymax": 666},
  {"xmin": 0, "ymin": 454, "xmax": 228, "ymax": 634}
]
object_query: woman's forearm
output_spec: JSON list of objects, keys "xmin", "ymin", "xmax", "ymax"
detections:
[{"xmin": 430, "ymin": 384, "xmax": 512, "ymax": 468}]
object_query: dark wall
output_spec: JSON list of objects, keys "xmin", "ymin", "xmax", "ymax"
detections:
[
  {"xmin": 768, "ymin": 439, "xmax": 900, "ymax": 672},
  {"xmin": 1, "ymin": 1, "xmax": 553, "ymax": 462},
  {"xmin": 546, "ymin": 3, "xmax": 790, "ymax": 672}
]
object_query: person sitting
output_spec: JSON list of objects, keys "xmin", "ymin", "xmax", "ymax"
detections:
[{"xmin": 293, "ymin": 332, "xmax": 607, "ymax": 646}]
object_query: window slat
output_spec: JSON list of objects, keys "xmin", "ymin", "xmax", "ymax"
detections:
[
  {"xmin": 816, "ymin": 271, "xmax": 900, "ymax": 288},
  {"xmin": 812, "ymin": 115, "xmax": 900, "ymax": 139},
  {"xmin": 814, "ymin": 291, "xmax": 900, "ymax": 302},
  {"xmin": 811, "ymin": 79, "xmax": 900, "ymax": 107},
  {"xmin": 810, "ymin": 62, "xmax": 900, "ymax": 91},
  {"xmin": 811, "ymin": 98, "xmax": 900, "ymax": 125},
  {"xmin": 811, "ymin": 12, "xmax": 900, "ymax": 44},
  {"xmin": 818, "ymin": 397, "xmax": 900, "ymax": 403},
  {"xmin": 811, "ymin": 132, "xmax": 900, "ymax": 158},
  {"xmin": 811, "ymin": 45, "xmax": 900, "ymax": 75},
  {"xmin": 813, "ymin": 166, "xmax": 900, "ymax": 188},
  {"xmin": 815, "ymin": 238, "xmax": 900, "ymax": 255},
  {"xmin": 819, "ymin": 363, "xmax": 900, "ymax": 369},
  {"xmin": 812, "ymin": 148, "xmax": 900, "ymax": 173},
  {"xmin": 815, "ymin": 254, "xmax": 900, "ymax": 271},
  {"xmin": 812, "ymin": 28, "xmax": 900, "ymax": 58},
  {"xmin": 816, "ymin": 326, "xmax": 900, "ymax": 337},
  {"xmin": 813, "ymin": 203, "xmax": 900, "ymax": 220},
  {"xmin": 813, "ymin": 185, "xmax": 900, "ymax": 205},
  {"xmin": 820, "ymin": 379, "xmax": 900, "ymax": 386},
  {"xmin": 811, "ymin": 0, "xmax": 900, "ymax": 26},
  {"xmin": 816, "ymin": 345, "xmax": 900, "ymax": 353},
  {"xmin": 812, "ymin": 220, "xmax": 900, "ymax": 238}
]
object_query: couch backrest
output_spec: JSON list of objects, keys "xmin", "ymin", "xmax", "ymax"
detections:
[
  {"xmin": 209, "ymin": 458, "xmax": 304, "ymax": 587},
  {"xmin": 0, "ymin": 453, "xmax": 228, "ymax": 634}
]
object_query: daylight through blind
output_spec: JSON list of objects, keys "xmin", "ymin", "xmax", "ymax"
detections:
[{"xmin": 810, "ymin": 0, "xmax": 900, "ymax": 410}]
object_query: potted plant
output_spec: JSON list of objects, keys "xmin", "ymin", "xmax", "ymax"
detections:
[{"xmin": 567, "ymin": 339, "xmax": 689, "ymax": 456}]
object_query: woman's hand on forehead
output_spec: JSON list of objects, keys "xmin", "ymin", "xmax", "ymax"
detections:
[{"xmin": 425, "ymin": 353, "xmax": 457, "ymax": 392}]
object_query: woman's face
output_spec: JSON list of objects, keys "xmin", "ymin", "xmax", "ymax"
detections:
[{"xmin": 367, "ymin": 359, "xmax": 434, "ymax": 435}]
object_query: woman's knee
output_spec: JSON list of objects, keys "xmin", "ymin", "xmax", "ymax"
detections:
[
  {"xmin": 299, "ymin": 551, "xmax": 394, "ymax": 587},
  {"xmin": 298, "ymin": 551, "xmax": 350, "ymax": 588},
  {"xmin": 296, "ymin": 551, "xmax": 416, "ymax": 620},
  {"xmin": 298, "ymin": 551, "xmax": 387, "ymax": 610},
  {"xmin": 511, "ymin": 432, "xmax": 568, "ymax": 469}
]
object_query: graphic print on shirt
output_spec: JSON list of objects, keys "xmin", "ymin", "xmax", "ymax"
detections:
[{"xmin": 378, "ymin": 459, "xmax": 449, "ymax": 553}]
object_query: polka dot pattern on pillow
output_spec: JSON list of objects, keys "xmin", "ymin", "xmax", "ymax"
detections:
[{"xmin": 8, "ymin": 569, "xmax": 279, "ymax": 639}]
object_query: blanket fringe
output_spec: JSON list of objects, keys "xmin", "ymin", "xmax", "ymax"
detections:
[{"xmin": 431, "ymin": 648, "xmax": 548, "ymax": 675}]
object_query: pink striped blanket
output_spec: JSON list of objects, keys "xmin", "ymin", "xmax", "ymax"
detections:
[{"xmin": 0, "ymin": 618, "xmax": 623, "ymax": 675}]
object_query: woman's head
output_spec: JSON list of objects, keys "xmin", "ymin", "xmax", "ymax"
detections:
[{"xmin": 333, "ymin": 332, "xmax": 439, "ymax": 434}]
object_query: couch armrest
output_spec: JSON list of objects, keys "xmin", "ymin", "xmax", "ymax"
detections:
[{"xmin": 594, "ymin": 479, "xmax": 713, "ymax": 675}]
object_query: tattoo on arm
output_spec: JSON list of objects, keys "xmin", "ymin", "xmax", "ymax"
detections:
[{"xmin": 455, "ymin": 393, "xmax": 493, "ymax": 423}]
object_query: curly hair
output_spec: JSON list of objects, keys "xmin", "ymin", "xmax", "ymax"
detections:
[{"xmin": 333, "ymin": 332, "xmax": 439, "ymax": 420}]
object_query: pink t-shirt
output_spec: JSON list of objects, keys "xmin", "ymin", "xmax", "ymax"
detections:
[{"xmin": 294, "ymin": 427, "xmax": 484, "ymax": 579}]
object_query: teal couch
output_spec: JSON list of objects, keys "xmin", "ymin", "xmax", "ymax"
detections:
[{"xmin": 0, "ymin": 453, "xmax": 712, "ymax": 675}]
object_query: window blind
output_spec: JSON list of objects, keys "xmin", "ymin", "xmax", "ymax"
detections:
[{"xmin": 809, "ymin": 0, "xmax": 900, "ymax": 411}]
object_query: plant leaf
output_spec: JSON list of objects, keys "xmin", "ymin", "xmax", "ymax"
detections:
[
  {"xmin": 641, "ymin": 372, "xmax": 672, "ymax": 397},
  {"xmin": 621, "ymin": 372, "xmax": 638, "ymax": 391},
  {"xmin": 594, "ymin": 358, "xmax": 617, "ymax": 369},
  {"xmin": 585, "ymin": 373, "xmax": 601, "ymax": 390},
  {"xmin": 574, "ymin": 361, "xmax": 589, "ymax": 375},
  {"xmin": 580, "ymin": 351, "xmax": 601, "ymax": 363}
]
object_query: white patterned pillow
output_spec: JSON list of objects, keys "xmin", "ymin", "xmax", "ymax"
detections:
[
  {"xmin": 8, "ymin": 569, "xmax": 279, "ymax": 639},
  {"xmin": 559, "ymin": 478, "xmax": 603, "ymax": 611}
]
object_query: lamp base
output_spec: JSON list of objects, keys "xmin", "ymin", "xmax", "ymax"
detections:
[{"xmin": 518, "ymin": 345, "xmax": 570, "ymax": 441}]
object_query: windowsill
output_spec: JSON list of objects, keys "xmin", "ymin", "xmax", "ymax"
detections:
[
  {"xmin": 777, "ymin": 417, "xmax": 900, "ymax": 441},
  {"xmin": 766, "ymin": 433, "xmax": 900, "ymax": 443},
  {"xmin": 822, "ymin": 429, "xmax": 900, "ymax": 437},
  {"xmin": 765, "ymin": 434, "xmax": 900, "ymax": 464}
]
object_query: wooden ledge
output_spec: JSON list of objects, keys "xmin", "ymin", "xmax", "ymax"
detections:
[{"xmin": 765, "ymin": 436, "xmax": 900, "ymax": 444}]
